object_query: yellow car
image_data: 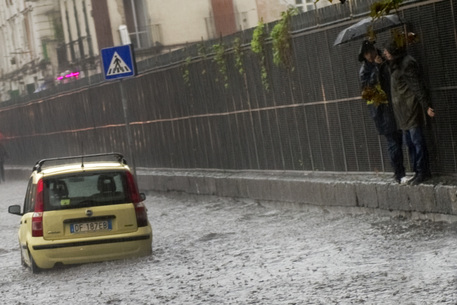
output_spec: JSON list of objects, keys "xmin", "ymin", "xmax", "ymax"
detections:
[{"xmin": 8, "ymin": 153, "xmax": 152, "ymax": 273}]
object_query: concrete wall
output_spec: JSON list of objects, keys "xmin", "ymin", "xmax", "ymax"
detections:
[
  {"xmin": 6, "ymin": 166, "xmax": 457, "ymax": 219},
  {"xmin": 135, "ymin": 169, "xmax": 457, "ymax": 218}
]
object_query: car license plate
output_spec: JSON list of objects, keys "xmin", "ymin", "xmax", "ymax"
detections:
[{"xmin": 70, "ymin": 220, "xmax": 112, "ymax": 233}]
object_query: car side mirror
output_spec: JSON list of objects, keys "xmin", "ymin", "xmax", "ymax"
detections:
[
  {"xmin": 8, "ymin": 205, "xmax": 23, "ymax": 216},
  {"xmin": 140, "ymin": 193, "xmax": 146, "ymax": 202}
]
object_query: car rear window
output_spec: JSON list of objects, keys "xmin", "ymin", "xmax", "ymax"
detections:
[{"xmin": 43, "ymin": 171, "xmax": 129, "ymax": 211}]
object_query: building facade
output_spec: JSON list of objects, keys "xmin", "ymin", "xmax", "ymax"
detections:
[
  {"xmin": 58, "ymin": 0, "xmax": 98, "ymax": 81},
  {"xmin": 0, "ymin": 0, "xmax": 333, "ymax": 102},
  {"xmin": 0, "ymin": 0, "xmax": 59, "ymax": 101}
]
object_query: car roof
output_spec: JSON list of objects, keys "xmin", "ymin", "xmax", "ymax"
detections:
[
  {"xmin": 31, "ymin": 153, "xmax": 130, "ymax": 181},
  {"xmin": 43, "ymin": 162, "xmax": 128, "ymax": 174}
]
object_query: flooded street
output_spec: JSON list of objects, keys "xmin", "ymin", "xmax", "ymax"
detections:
[{"xmin": 1, "ymin": 180, "xmax": 457, "ymax": 304}]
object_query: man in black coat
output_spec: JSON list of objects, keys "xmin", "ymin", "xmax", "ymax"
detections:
[
  {"xmin": 359, "ymin": 40, "xmax": 405, "ymax": 183},
  {"xmin": 383, "ymin": 41, "xmax": 435, "ymax": 185}
]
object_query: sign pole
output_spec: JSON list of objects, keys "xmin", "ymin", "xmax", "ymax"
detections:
[
  {"xmin": 119, "ymin": 79, "xmax": 137, "ymax": 178},
  {"xmin": 100, "ymin": 44, "xmax": 138, "ymax": 178}
]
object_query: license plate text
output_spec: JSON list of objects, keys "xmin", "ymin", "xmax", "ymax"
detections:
[{"xmin": 70, "ymin": 220, "xmax": 112, "ymax": 233}]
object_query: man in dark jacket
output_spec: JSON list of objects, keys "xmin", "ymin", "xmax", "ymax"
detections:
[
  {"xmin": 383, "ymin": 41, "xmax": 435, "ymax": 185},
  {"xmin": 359, "ymin": 40, "xmax": 404, "ymax": 183}
]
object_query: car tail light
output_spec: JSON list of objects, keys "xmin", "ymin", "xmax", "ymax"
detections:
[
  {"xmin": 32, "ymin": 179, "xmax": 44, "ymax": 237},
  {"xmin": 134, "ymin": 202, "xmax": 148, "ymax": 227},
  {"xmin": 126, "ymin": 172, "xmax": 148, "ymax": 227}
]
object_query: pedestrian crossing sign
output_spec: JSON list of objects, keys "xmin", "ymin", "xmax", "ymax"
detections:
[{"xmin": 101, "ymin": 45, "xmax": 136, "ymax": 80}]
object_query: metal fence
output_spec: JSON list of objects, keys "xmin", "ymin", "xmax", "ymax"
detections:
[{"xmin": 1, "ymin": 0, "xmax": 456, "ymax": 175}]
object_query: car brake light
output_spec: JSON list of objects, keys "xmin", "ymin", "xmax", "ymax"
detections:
[
  {"xmin": 32, "ymin": 212, "xmax": 43, "ymax": 237},
  {"xmin": 126, "ymin": 172, "xmax": 140, "ymax": 203},
  {"xmin": 32, "ymin": 179, "xmax": 44, "ymax": 237},
  {"xmin": 126, "ymin": 172, "xmax": 148, "ymax": 227},
  {"xmin": 134, "ymin": 202, "xmax": 148, "ymax": 227}
]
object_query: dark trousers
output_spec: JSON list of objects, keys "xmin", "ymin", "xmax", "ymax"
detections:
[
  {"xmin": 403, "ymin": 127, "xmax": 430, "ymax": 176},
  {"xmin": 385, "ymin": 131, "xmax": 405, "ymax": 178}
]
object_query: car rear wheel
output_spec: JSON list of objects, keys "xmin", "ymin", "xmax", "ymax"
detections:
[
  {"xmin": 28, "ymin": 250, "xmax": 41, "ymax": 274},
  {"xmin": 20, "ymin": 248, "xmax": 27, "ymax": 268}
]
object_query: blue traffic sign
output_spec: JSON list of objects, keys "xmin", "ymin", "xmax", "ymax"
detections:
[{"xmin": 101, "ymin": 45, "xmax": 136, "ymax": 80}]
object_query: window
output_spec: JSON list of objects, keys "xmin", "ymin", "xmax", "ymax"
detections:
[
  {"xmin": 295, "ymin": 0, "xmax": 315, "ymax": 12},
  {"xmin": 306, "ymin": 0, "xmax": 315, "ymax": 11},
  {"xmin": 43, "ymin": 172, "xmax": 128, "ymax": 211},
  {"xmin": 123, "ymin": 0, "xmax": 152, "ymax": 49},
  {"xmin": 23, "ymin": 178, "xmax": 35, "ymax": 213}
]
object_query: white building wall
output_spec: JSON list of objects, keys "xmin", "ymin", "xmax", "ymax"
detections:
[
  {"xmin": 256, "ymin": 0, "xmax": 287, "ymax": 23},
  {"xmin": 146, "ymin": 0, "xmax": 261, "ymax": 47},
  {"xmin": 233, "ymin": 0, "xmax": 258, "ymax": 30},
  {"xmin": 147, "ymin": 0, "xmax": 211, "ymax": 47},
  {"xmin": 256, "ymin": 0, "xmax": 333, "ymax": 24},
  {"xmin": 106, "ymin": 0, "xmax": 124, "ymax": 47},
  {"xmin": 281, "ymin": 0, "xmax": 333, "ymax": 12}
]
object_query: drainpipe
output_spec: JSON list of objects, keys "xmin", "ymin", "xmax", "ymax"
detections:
[
  {"xmin": 65, "ymin": 1, "xmax": 76, "ymax": 62},
  {"xmin": 130, "ymin": 0, "xmax": 140, "ymax": 48},
  {"xmin": 82, "ymin": 0, "xmax": 93, "ymax": 58},
  {"xmin": 73, "ymin": 0, "xmax": 85, "ymax": 59}
]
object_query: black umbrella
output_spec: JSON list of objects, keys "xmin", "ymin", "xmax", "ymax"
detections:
[{"xmin": 333, "ymin": 14, "xmax": 403, "ymax": 46}]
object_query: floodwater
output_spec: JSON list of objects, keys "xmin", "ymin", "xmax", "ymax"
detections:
[{"xmin": 1, "ymin": 180, "xmax": 456, "ymax": 304}]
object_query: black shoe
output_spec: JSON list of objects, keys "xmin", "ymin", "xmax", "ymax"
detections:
[
  {"xmin": 394, "ymin": 175, "xmax": 403, "ymax": 184},
  {"xmin": 393, "ymin": 173, "xmax": 405, "ymax": 184},
  {"xmin": 405, "ymin": 173, "xmax": 417, "ymax": 184},
  {"xmin": 409, "ymin": 173, "xmax": 431, "ymax": 185}
]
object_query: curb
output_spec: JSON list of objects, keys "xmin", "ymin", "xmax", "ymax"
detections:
[
  {"xmin": 6, "ymin": 167, "xmax": 457, "ymax": 218},
  {"xmin": 136, "ymin": 169, "xmax": 457, "ymax": 217}
]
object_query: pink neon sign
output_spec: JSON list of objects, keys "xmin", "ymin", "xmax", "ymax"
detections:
[{"xmin": 56, "ymin": 72, "xmax": 80, "ymax": 80}]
